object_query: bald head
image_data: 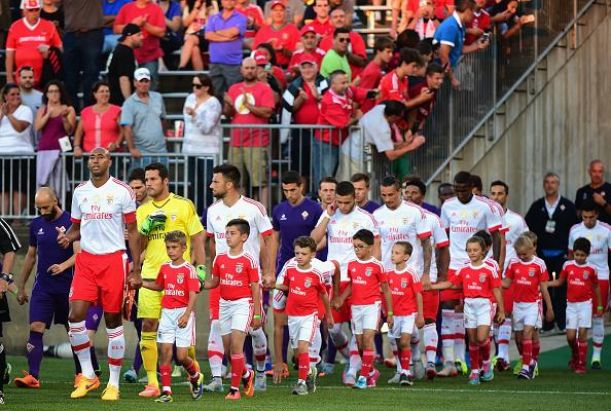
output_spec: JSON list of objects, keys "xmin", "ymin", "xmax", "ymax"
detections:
[
  {"xmin": 35, "ymin": 186, "xmax": 57, "ymax": 203},
  {"xmin": 241, "ymin": 57, "xmax": 257, "ymax": 81},
  {"xmin": 589, "ymin": 159, "xmax": 605, "ymax": 186},
  {"xmin": 91, "ymin": 147, "xmax": 111, "ymax": 158},
  {"xmin": 35, "ymin": 186, "xmax": 60, "ymax": 220}
]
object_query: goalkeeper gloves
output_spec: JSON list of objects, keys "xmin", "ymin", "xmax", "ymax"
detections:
[{"xmin": 139, "ymin": 210, "xmax": 167, "ymax": 236}]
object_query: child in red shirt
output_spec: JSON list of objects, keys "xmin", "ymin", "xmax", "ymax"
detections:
[
  {"xmin": 275, "ymin": 236, "xmax": 334, "ymax": 395},
  {"xmin": 142, "ymin": 231, "xmax": 203, "ymax": 403},
  {"xmin": 430, "ymin": 236, "xmax": 504, "ymax": 385},
  {"xmin": 203, "ymin": 219, "xmax": 261, "ymax": 400},
  {"xmin": 333, "ymin": 229, "xmax": 393, "ymax": 390},
  {"xmin": 546, "ymin": 237, "xmax": 603, "ymax": 374},
  {"xmin": 387, "ymin": 241, "xmax": 424, "ymax": 386}
]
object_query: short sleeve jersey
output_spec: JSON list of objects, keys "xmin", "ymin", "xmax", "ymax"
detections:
[
  {"xmin": 568, "ymin": 221, "xmax": 611, "ymax": 280},
  {"xmin": 156, "ymin": 262, "xmax": 200, "ymax": 309},
  {"xmin": 451, "ymin": 263, "xmax": 501, "ymax": 299},
  {"xmin": 212, "ymin": 252, "xmax": 260, "ymax": 300},
  {"xmin": 29, "ymin": 212, "xmax": 73, "ymax": 290},
  {"xmin": 347, "ymin": 258, "xmax": 387, "ymax": 305},
  {"xmin": 561, "ymin": 261, "xmax": 599, "ymax": 303},
  {"xmin": 283, "ymin": 265, "xmax": 327, "ymax": 316},
  {"xmin": 70, "ymin": 177, "xmax": 136, "ymax": 254},
  {"xmin": 505, "ymin": 257, "xmax": 548, "ymax": 303},
  {"xmin": 137, "ymin": 193, "xmax": 204, "ymax": 280},
  {"xmin": 387, "ymin": 265, "xmax": 422, "ymax": 315}
]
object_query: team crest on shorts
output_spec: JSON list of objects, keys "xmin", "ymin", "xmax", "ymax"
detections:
[
  {"xmin": 236, "ymin": 263, "xmax": 243, "ymax": 273},
  {"xmin": 304, "ymin": 278, "xmax": 312, "ymax": 288},
  {"xmin": 365, "ymin": 267, "xmax": 373, "ymax": 277},
  {"xmin": 401, "ymin": 278, "xmax": 407, "ymax": 288},
  {"xmin": 479, "ymin": 274, "xmax": 487, "ymax": 283},
  {"xmin": 177, "ymin": 274, "xmax": 184, "ymax": 284},
  {"xmin": 528, "ymin": 268, "xmax": 536, "ymax": 277}
]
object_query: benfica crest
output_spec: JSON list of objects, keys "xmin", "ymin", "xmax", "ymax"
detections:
[
  {"xmin": 528, "ymin": 268, "xmax": 536, "ymax": 277},
  {"xmin": 304, "ymin": 278, "xmax": 312, "ymax": 288},
  {"xmin": 177, "ymin": 274, "xmax": 184, "ymax": 284},
  {"xmin": 236, "ymin": 263, "xmax": 243, "ymax": 274},
  {"xmin": 479, "ymin": 274, "xmax": 487, "ymax": 283},
  {"xmin": 583, "ymin": 272, "xmax": 589, "ymax": 280},
  {"xmin": 401, "ymin": 278, "xmax": 407, "ymax": 288},
  {"xmin": 365, "ymin": 267, "xmax": 373, "ymax": 277}
]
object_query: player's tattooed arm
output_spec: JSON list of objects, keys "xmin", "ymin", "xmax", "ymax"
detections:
[{"xmin": 420, "ymin": 236, "xmax": 432, "ymax": 287}]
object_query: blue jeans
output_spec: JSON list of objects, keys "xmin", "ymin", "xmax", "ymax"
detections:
[
  {"xmin": 62, "ymin": 29, "xmax": 104, "ymax": 109},
  {"xmin": 311, "ymin": 138, "xmax": 339, "ymax": 189}
]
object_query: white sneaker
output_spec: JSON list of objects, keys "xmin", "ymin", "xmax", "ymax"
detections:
[
  {"xmin": 413, "ymin": 361, "xmax": 425, "ymax": 380},
  {"xmin": 203, "ymin": 377, "xmax": 224, "ymax": 393},
  {"xmin": 342, "ymin": 371, "xmax": 356, "ymax": 386},
  {"xmin": 387, "ymin": 372, "xmax": 401, "ymax": 384},
  {"xmin": 254, "ymin": 371, "xmax": 267, "ymax": 391}
]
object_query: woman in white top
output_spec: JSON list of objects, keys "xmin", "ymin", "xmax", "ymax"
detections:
[
  {"xmin": 0, "ymin": 83, "xmax": 34, "ymax": 216},
  {"xmin": 182, "ymin": 73, "xmax": 222, "ymax": 212}
]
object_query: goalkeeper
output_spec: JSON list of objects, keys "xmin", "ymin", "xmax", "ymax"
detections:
[{"xmin": 135, "ymin": 163, "xmax": 207, "ymax": 398}]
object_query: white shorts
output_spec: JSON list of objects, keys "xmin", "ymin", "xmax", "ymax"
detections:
[
  {"xmin": 219, "ymin": 298, "xmax": 253, "ymax": 336},
  {"xmin": 566, "ymin": 300, "xmax": 592, "ymax": 330},
  {"xmin": 388, "ymin": 314, "xmax": 416, "ymax": 339},
  {"xmin": 157, "ymin": 307, "xmax": 196, "ymax": 348},
  {"xmin": 464, "ymin": 298, "xmax": 494, "ymax": 328},
  {"xmin": 288, "ymin": 313, "xmax": 320, "ymax": 348},
  {"xmin": 513, "ymin": 301, "xmax": 542, "ymax": 331},
  {"xmin": 272, "ymin": 289, "xmax": 287, "ymax": 311},
  {"xmin": 351, "ymin": 302, "xmax": 381, "ymax": 335}
]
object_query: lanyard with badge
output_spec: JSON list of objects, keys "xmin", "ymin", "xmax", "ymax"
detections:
[{"xmin": 545, "ymin": 202, "xmax": 556, "ymax": 234}]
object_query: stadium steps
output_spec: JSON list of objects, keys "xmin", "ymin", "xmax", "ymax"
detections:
[{"xmin": 427, "ymin": 0, "xmax": 609, "ymax": 198}]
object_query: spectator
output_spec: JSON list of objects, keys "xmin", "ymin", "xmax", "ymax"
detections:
[
  {"xmin": 353, "ymin": 36, "xmax": 394, "ymax": 113},
  {"xmin": 0, "ymin": 84, "xmax": 34, "ymax": 216},
  {"xmin": 390, "ymin": 0, "xmax": 421, "ymax": 39},
  {"xmin": 107, "ymin": 23, "xmax": 143, "ymax": 106},
  {"xmin": 254, "ymin": 43, "xmax": 287, "ymax": 89},
  {"xmin": 235, "ymin": 0, "xmax": 264, "ymax": 48},
  {"xmin": 114, "ymin": 0, "xmax": 166, "ymax": 90},
  {"xmin": 319, "ymin": 27, "xmax": 352, "ymax": 80},
  {"xmin": 159, "ymin": 0, "xmax": 183, "ymax": 70},
  {"xmin": 438, "ymin": 181, "xmax": 454, "ymax": 206},
  {"xmin": 41, "ymin": 0, "xmax": 64, "ymax": 32},
  {"xmin": 313, "ymin": 69, "xmax": 365, "ymax": 186},
  {"xmin": 5, "ymin": 0, "xmax": 63, "ymax": 88},
  {"xmin": 464, "ymin": 0, "xmax": 490, "ymax": 46},
  {"xmin": 575, "ymin": 160, "xmax": 611, "ymax": 224},
  {"xmin": 350, "ymin": 173, "xmax": 380, "ymax": 213},
  {"xmin": 182, "ymin": 74, "xmax": 222, "ymax": 211},
  {"xmin": 307, "ymin": 0, "xmax": 334, "ymax": 38},
  {"xmin": 433, "ymin": 0, "xmax": 454, "ymax": 21},
  {"xmin": 74, "ymin": 81, "xmax": 123, "ymax": 157},
  {"xmin": 102, "ymin": 0, "xmax": 132, "ymax": 54},
  {"xmin": 120, "ymin": 67, "xmax": 168, "ymax": 169},
  {"xmin": 17, "ymin": 66, "xmax": 43, "ymax": 119},
  {"xmin": 319, "ymin": 9, "xmax": 367, "ymax": 79},
  {"xmin": 433, "ymin": 0, "xmax": 488, "ymax": 89},
  {"xmin": 280, "ymin": 55, "xmax": 329, "ymax": 189},
  {"xmin": 62, "ymin": 0, "xmax": 105, "ymax": 109},
  {"xmin": 253, "ymin": 50, "xmax": 283, "ymax": 99},
  {"xmin": 327, "ymin": 0, "xmax": 354, "ymax": 26},
  {"xmin": 223, "ymin": 57, "xmax": 275, "ymax": 209},
  {"xmin": 402, "ymin": 177, "xmax": 440, "ymax": 215},
  {"xmin": 377, "ymin": 47, "xmax": 423, "ymax": 104},
  {"xmin": 205, "ymin": 0, "xmax": 247, "ymax": 99},
  {"xmin": 178, "ymin": 0, "xmax": 218, "ymax": 70},
  {"xmin": 34, "ymin": 80, "xmax": 76, "ymax": 189},
  {"xmin": 406, "ymin": 62, "xmax": 444, "ymax": 131},
  {"xmin": 525, "ymin": 172, "xmax": 579, "ymax": 333},
  {"xmin": 407, "ymin": 1, "xmax": 440, "ymax": 40},
  {"xmin": 253, "ymin": 1, "xmax": 300, "ymax": 68},
  {"xmin": 263, "ymin": 0, "xmax": 304, "ymax": 26},
  {"xmin": 286, "ymin": 25, "xmax": 326, "ymax": 81}
]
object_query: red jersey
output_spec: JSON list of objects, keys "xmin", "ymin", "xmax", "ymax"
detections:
[
  {"xmin": 465, "ymin": 9, "xmax": 491, "ymax": 45},
  {"xmin": 315, "ymin": 86, "xmax": 367, "ymax": 146},
  {"xmin": 357, "ymin": 60, "xmax": 384, "ymax": 113},
  {"xmin": 227, "ymin": 81, "xmax": 276, "ymax": 147},
  {"xmin": 407, "ymin": 79, "xmax": 437, "ymax": 126},
  {"xmin": 212, "ymin": 252, "xmax": 260, "ymax": 301},
  {"xmin": 6, "ymin": 18, "xmax": 62, "ymax": 85},
  {"xmin": 283, "ymin": 265, "xmax": 327, "ymax": 316},
  {"xmin": 347, "ymin": 258, "xmax": 387, "ymax": 305},
  {"xmin": 155, "ymin": 262, "xmax": 200, "ymax": 309},
  {"xmin": 451, "ymin": 263, "xmax": 501, "ymax": 300},
  {"xmin": 253, "ymin": 23, "xmax": 301, "ymax": 66},
  {"xmin": 115, "ymin": 3, "xmax": 165, "ymax": 64},
  {"xmin": 505, "ymin": 257, "xmax": 548, "ymax": 303},
  {"xmin": 288, "ymin": 48, "xmax": 326, "ymax": 71},
  {"xmin": 310, "ymin": 18, "xmax": 335, "ymax": 38},
  {"xmin": 561, "ymin": 261, "xmax": 599, "ymax": 303},
  {"xmin": 387, "ymin": 266, "xmax": 422, "ymax": 315},
  {"xmin": 377, "ymin": 70, "xmax": 408, "ymax": 104},
  {"xmin": 319, "ymin": 31, "xmax": 367, "ymax": 78},
  {"xmin": 293, "ymin": 83, "xmax": 321, "ymax": 125},
  {"xmin": 235, "ymin": 4, "xmax": 265, "ymax": 38}
]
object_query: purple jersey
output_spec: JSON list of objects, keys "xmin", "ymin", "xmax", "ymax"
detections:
[
  {"xmin": 272, "ymin": 198, "xmax": 322, "ymax": 271},
  {"xmin": 422, "ymin": 202, "xmax": 440, "ymax": 216},
  {"xmin": 29, "ymin": 211, "xmax": 74, "ymax": 291},
  {"xmin": 361, "ymin": 200, "xmax": 381, "ymax": 214}
]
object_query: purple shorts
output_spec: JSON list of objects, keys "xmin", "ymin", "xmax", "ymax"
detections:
[
  {"xmin": 86, "ymin": 305, "xmax": 103, "ymax": 331},
  {"xmin": 29, "ymin": 287, "xmax": 69, "ymax": 328}
]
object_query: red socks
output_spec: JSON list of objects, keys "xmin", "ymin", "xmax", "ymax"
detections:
[
  {"xmin": 522, "ymin": 339, "xmax": 533, "ymax": 367},
  {"xmin": 469, "ymin": 343, "xmax": 480, "ymax": 372},
  {"xmin": 298, "ymin": 352, "xmax": 309, "ymax": 381},
  {"xmin": 532, "ymin": 339, "xmax": 540, "ymax": 362},
  {"xmin": 399, "ymin": 348, "xmax": 411, "ymax": 372},
  {"xmin": 578, "ymin": 340, "xmax": 588, "ymax": 367},
  {"xmin": 360, "ymin": 349, "xmax": 374, "ymax": 378},
  {"xmin": 230, "ymin": 353, "xmax": 245, "ymax": 389},
  {"xmin": 183, "ymin": 357, "xmax": 199, "ymax": 381},
  {"xmin": 160, "ymin": 364, "xmax": 172, "ymax": 394}
]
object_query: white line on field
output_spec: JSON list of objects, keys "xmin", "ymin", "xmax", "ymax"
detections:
[{"xmin": 317, "ymin": 386, "xmax": 611, "ymax": 396}]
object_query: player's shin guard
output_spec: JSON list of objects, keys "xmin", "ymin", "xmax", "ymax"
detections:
[
  {"xmin": 521, "ymin": 339, "xmax": 533, "ymax": 369},
  {"xmin": 410, "ymin": 329, "xmax": 421, "ymax": 365},
  {"xmin": 298, "ymin": 352, "xmax": 309, "ymax": 381},
  {"xmin": 592, "ymin": 316, "xmax": 604, "ymax": 360},
  {"xmin": 360, "ymin": 349, "xmax": 374, "ymax": 378},
  {"xmin": 208, "ymin": 320, "xmax": 224, "ymax": 378},
  {"xmin": 468, "ymin": 343, "xmax": 480, "ymax": 373},
  {"xmin": 497, "ymin": 319, "xmax": 512, "ymax": 362},
  {"xmin": 423, "ymin": 323, "xmax": 438, "ymax": 364},
  {"xmin": 27, "ymin": 331, "xmax": 44, "ymax": 379},
  {"xmin": 140, "ymin": 332, "xmax": 159, "ymax": 387},
  {"xmin": 159, "ymin": 364, "xmax": 172, "ymax": 394},
  {"xmin": 389, "ymin": 338, "xmax": 402, "ymax": 373},
  {"xmin": 250, "ymin": 327, "xmax": 267, "ymax": 373},
  {"xmin": 230, "ymin": 353, "xmax": 245, "ymax": 390},
  {"xmin": 453, "ymin": 313, "xmax": 466, "ymax": 363},
  {"xmin": 329, "ymin": 324, "xmax": 349, "ymax": 358},
  {"xmin": 69, "ymin": 321, "xmax": 95, "ymax": 379},
  {"xmin": 107, "ymin": 326, "xmax": 125, "ymax": 387},
  {"xmin": 309, "ymin": 328, "xmax": 322, "ymax": 367},
  {"xmin": 441, "ymin": 310, "xmax": 455, "ymax": 364},
  {"xmin": 348, "ymin": 335, "xmax": 361, "ymax": 376}
]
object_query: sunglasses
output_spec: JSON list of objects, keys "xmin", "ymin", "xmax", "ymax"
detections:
[
  {"xmin": 337, "ymin": 37, "xmax": 350, "ymax": 43},
  {"xmin": 192, "ymin": 83, "xmax": 203, "ymax": 89}
]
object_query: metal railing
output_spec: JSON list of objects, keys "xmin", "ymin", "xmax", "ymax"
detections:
[{"xmin": 0, "ymin": 124, "xmax": 367, "ymax": 219}]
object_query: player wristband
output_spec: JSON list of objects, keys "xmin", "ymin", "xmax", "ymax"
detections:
[
  {"xmin": 253, "ymin": 314, "xmax": 261, "ymax": 320},
  {"xmin": 0, "ymin": 273, "xmax": 14, "ymax": 284},
  {"xmin": 387, "ymin": 311, "xmax": 394, "ymax": 316},
  {"xmin": 597, "ymin": 305, "xmax": 603, "ymax": 310}
]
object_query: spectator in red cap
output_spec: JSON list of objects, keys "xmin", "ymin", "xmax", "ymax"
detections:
[
  {"xmin": 253, "ymin": 1, "xmax": 300, "ymax": 68},
  {"xmin": 236, "ymin": 0, "xmax": 265, "ymax": 48},
  {"xmin": 353, "ymin": 36, "xmax": 394, "ymax": 113},
  {"xmin": 319, "ymin": 8, "xmax": 367, "ymax": 78},
  {"xmin": 286, "ymin": 25, "xmax": 326, "ymax": 81},
  {"xmin": 255, "ymin": 43, "xmax": 287, "ymax": 89},
  {"xmin": 307, "ymin": 0, "xmax": 334, "ymax": 37},
  {"xmin": 281, "ymin": 55, "xmax": 329, "ymax": 186},
  {"xmin": 253, "ymin": 49, "xmax": 283, "ymax": 100},
  {"xmin": 263, "ymin": 0, "xmax": 304, "ymax": 26}
]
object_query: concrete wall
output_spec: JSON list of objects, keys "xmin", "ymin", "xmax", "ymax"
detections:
[{"xmin": 471, "ymin": 8, "xmax": 611, "ymax": 215}]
